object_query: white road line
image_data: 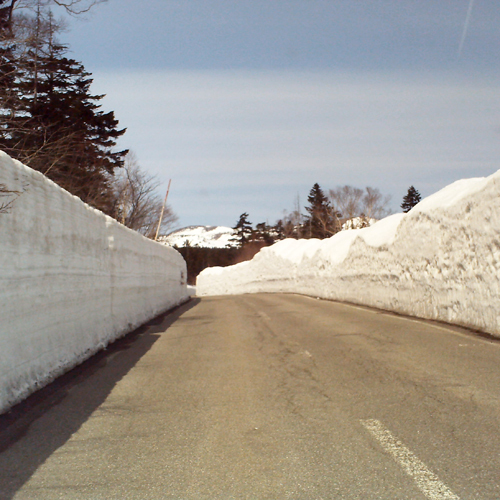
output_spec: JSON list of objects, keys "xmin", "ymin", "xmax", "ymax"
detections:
[{"xmin": 360, "ymin": 419, "xmax": 460, "ymax": 500}]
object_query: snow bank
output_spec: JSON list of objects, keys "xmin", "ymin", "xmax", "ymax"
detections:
[
  {"xmin": 197, "ymin": 171, "xmax": 500, "ymax": 336},
  {"xmin": 0, "ymin": 152, "xmax": 188, "ymax": 414}
]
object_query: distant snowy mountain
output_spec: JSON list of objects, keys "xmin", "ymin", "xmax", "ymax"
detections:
[{"xmin": 159, "ymin": 225, "xmax": 236, "ymax": 248}]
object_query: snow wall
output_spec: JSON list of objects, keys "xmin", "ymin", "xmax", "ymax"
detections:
[
  {"xmin": 198, "ymin": 170, "xmax": 500, "ymax": 337},
  {"xmin": 0, "ymin": 152, "xmax": 188, "ymax": 414}
]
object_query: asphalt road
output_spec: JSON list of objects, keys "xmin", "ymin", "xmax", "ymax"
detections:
[{"xmin": 1, "ymin": 293, "xmax": 500, "ymax": 499}]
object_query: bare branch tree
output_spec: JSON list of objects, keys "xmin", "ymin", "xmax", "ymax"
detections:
[
  {"xmin": 50, "ymin": 0, "xmax": 106, "ymax": 15},
  {"xmin": 276, "ymin": 193, "xmax": 305, "ymax": 239},
  {"xmin": 362, "ymin": 186, "xmax": 391, "ymax": 220},
  {"xmin": 2, "ymin": 0, "xmax": 106, "ymax": 26},
  {"xmin": 0, "ymin": 182, "xmax": 22, "ymax": 213},
  {"xmin": 278, "ymin": 211, "xmax": 301, "ymax": 239},
  {"xmin": 110, "ymin": 152, "xmax": 178, "ymax": 238},
  {"xmin": 315, "ymin": 205, "xmax": 341, "ymax": 236},
  {"xmin": 329, "ymin": 185, "xmax": 391, "ymax": 229},
  {"xmin": 328, "ymin": 185, "xmax": 364, "ymax": 221}
]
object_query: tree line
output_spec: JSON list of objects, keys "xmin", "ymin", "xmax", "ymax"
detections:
[
  {"xmin": 176, "ymin": 183, "xmax": 421, "ymax": 284},
  {"xmin": 234, "ymin": 182, "xmax": 421, "ymax": 246},
  {"xmin": 0, "ymin": 0, "xmax": 177, "ymax": 236},
  {"xmin": 231, "ymin": 182, "xmax": 396, "ymax": 246},
  {"xmin": 0, "ymin": 1, "xmax": 423, "ymax": 252}
]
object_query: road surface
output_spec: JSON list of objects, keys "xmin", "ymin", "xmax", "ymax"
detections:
[{"xmin": 1, "ymin": 293, "xmax": 500, "ymax": 499}]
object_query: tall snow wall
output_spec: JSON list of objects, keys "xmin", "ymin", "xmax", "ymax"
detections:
[
  {"xmin": 0, "ymin": 152, "xmax": 188, "ymax": 414},
  {"xmin": 198, "ymin": 170, "xmax": 500, "ymax": 337}
]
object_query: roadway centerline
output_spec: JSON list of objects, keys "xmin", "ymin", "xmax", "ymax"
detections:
[{"xmin": 360, "ymin": 419, "xmax": 460, "ymax": 500}]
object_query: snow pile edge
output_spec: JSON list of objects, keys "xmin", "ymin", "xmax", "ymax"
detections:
[
  {"xmin": 197, "ymin": 171, "xmax": 500, "ymax": 336},
  {"xmin": 0, "ymin": 152, "xmax": 188, "ymax": 414}
]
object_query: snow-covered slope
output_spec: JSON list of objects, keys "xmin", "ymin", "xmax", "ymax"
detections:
[
  {"xmin": 159, "ymin": 225, "xmax": 236, "ymax": 248},
  {"xmin": 198, "ymin": 170, "xmax": 500, "ymax": 337},
  {"xmin": 0, "ymin": 151, "xmax": 188, "ymax": 414}
]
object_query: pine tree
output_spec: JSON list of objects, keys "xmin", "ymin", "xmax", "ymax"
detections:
[
  {"xmin": 304, "ymin": 183, "xmax": 339, "ymax": 239},
  {"xmin": 0, "ymin": 44, "xmax": 18, "ymax": 134},
  {"xmin": 255, "ymin": 222, "xmax": 275, "ymax": 245},
  {"xmin": 0, "ymin": 0, "xmax": 14, "ymax": 33},
  {"xmin": 0, "ymin": 4, "xmax": 21, "ymax": 140},
  {"xmin": 272, "ymin": 219, "xmax": 286, "ymax": 240},
  {"xmin": 231, "ymin": 212, "xmax": 253, "ymax": 248},
  {"xmin": 401, "ymin": 186, "xmax": 422, "ymax": 213},
  {"xmin": 0, "ymin": 9, "xmax": 127, "ymax": 213}
]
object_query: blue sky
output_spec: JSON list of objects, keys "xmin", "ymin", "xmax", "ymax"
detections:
[{"xmin": 59, "ymin": 0, "xmax": 500, "ymax": 228}]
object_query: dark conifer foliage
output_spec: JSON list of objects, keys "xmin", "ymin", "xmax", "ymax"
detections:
[
  {"xmin": 177, "ymin": 215, "xmax": 285, "ymax": 283},
  {"xmin": 0, "ymin": 45, "xmax": 16, "ymax": 119},
  {"xmin": 304, "ymin": 183, "xmax": 340, "ymax": 239},
  {"xmin": 401, "ymin": 186, "xmax": 422, "ymax": 213},
  {"xmin": 255, "ymin": 222, "xmax": 274, "ymax": 245},
  {"xmin": 174, "ymin": 246, "xmax": 239, "ymax": 285},
  {"xmin": 0, "ymin": 8, "xmax": 127, "ymax": 213},
  {"xmin": 0, "ymin": 0, "xmax": 14, "ymax": 32},
  {"xmin": 0, "ymin": 3, "xmax": 19, "ymax": 134},
  {"xmin": 231, "ymin": 212, "xmax": 253, "ymax": 247}
]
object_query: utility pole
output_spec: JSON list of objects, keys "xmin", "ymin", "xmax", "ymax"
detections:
[{"xmin": 155, "ymin": 179, "xmax": 171, "ymax": 241}]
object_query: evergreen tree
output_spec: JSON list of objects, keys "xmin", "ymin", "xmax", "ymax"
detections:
[
  {"xmin": 0, "ymin": 43, "xmax": 18, "ymax": 133},
  {"xmin": 174, "ymin": 246, "xmax": 239, "ymax": 285},
  {"xmin": 0, "ymin": 9, "xmax": 127, "ymax": 213},
  {"xmin": 0, "ymin": 0, "xmax": 14, "ymax": 32},
  {"xmin": 254, "ymin": 222, "xmax": 275, "ymax": 245},
  {"xmin": 0, "ymin": 2, "xmax": 21, "ymax": 137},
  {"xmin": 304, "ymin": 183, "xmax": 339, "ymax": 239},
  {"xmin": 401, "ymin": 186, "xmax": 422, "ymax": 213},
  {"xmin": 273, "ymin": 219, "xmax": 286, "ymax": 240},
  {"xmin": 231, "ymin": 212, "xmax": 253, "ymax": 248}
]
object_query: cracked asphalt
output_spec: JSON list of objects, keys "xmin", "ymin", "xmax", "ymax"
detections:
[{"xmin": 1, "ymin": 293, "xmax": 500, "ymax": 499}]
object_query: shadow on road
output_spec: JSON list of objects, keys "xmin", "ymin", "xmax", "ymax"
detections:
[{"xmin": 0, "ymin": 298, "xmax": 201, "ymax": 499}]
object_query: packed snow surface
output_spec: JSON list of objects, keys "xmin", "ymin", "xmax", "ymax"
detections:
[
  {"xmin": 198, "ymin": 171, "xmax": 500, "ymax": 337},
  {"xmin": 159, "ymin": 225, "xmax": 236, "ymax": 248},
  {"xmin": 0, "ymin": 152, "xmax": 188, "ymax": 414}
]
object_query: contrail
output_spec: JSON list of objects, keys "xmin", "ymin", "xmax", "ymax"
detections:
[{"xmin": 458, "ymin": 0, "xmax": 475, "ymax": 57}]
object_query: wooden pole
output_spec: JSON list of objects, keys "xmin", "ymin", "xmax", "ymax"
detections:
[{"xmin": 155, "ymin": 179, "xmax": 171, "ymax": 241}]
